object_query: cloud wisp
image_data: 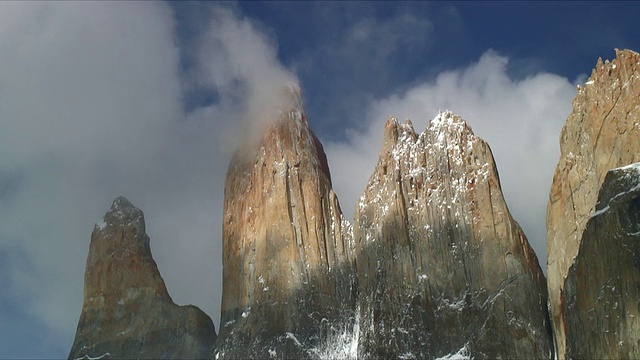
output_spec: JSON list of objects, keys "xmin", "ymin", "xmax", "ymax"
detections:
[{"xmin": 291, "ymin": 4, "xmax": 434, "ymax": 136}]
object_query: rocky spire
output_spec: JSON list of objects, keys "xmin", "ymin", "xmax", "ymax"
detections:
[
  {"xmin": 68, "ymin": 197, "xmax": 216, "ymax": 360},
  {"xmin": 215, "ymin": 88, "xmax": 356, "ymax": 359},
  {"xmin": 353, "ymin": 112, "xmax": 553, "ymax": 358},
  {"xmin": 547, "ymin": 49, "xmax": 640, "ymax": 358}
]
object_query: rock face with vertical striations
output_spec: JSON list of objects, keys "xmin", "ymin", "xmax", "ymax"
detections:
[
  {"xmin": 563, "ymin": 163, "xmax": 640, "ymax": 359},
  {"xmin": 214, "ymin": 87, "xmax": 356, "ymax": 359},
  {"xmin": 353, "ymin": 112, "xmax": 553, "ymax": 359},
  {"xmin": 547, "ymin": 49, "xmax": 640, "ymax": 358},
  {"xmin": 68, "ymin": 197, "xmax": 216, "ymax": 360}
]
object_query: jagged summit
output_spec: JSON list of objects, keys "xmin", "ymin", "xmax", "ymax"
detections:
[
  {"xmin": 427, "ymin": 111, "xmax": 480, "ymax": 148},
  {"xmin": 106, "ymin": 196, "xmax": 139, "ymax": 218},
  {"xmin": 430, "ymin": 109, "xmax": 470, "ymax": 127},
  {"xmin": 355, "ymin": 111, "xmax": 551, "ymax": 358},
  {"xmin": 381, "ymin": 111, "xmax": 482, "ymax": 157},
  {"xmin": 110, "ymin": 196, "xmax": 134, "ymax": 209},
  {"xmin": 365, "ymin": 111, "xmax": 495, "ymax": 209},
  {"xmin": 381, "ymin": 117, "xmax": 416, "ymax": 157},
  {"xmin": 383, "ymin": 111, "xmax": 472, "ymax": 141},
  {"xmin": 85, "ymin": 197, "xmax": 169, "ymax": 300},
  {"xmin": 69, "ymin": 197, "xmax": 216, "ymax": 360},
  {"xmin": 97, "ymin": 196, "xmax": 144, "ymax": 231},
  {"xmin": 581, "ymin": 48, "xmax": 639, "ymax": 88},
  {"xmin": 383, "ymin": 117, "xmax": 415, "ymax": 136}
]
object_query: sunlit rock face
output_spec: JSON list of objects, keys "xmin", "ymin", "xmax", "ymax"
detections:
[
  {"xmin": 215, "ymin": 88, "xmax": 356, "ymax": 359},
  {"xmin": 215, "ymin": 88, "xmax": 553, "ymax": 358},
  {"xmin": 68, "ymin": 197, "xmax": 216, "ymax": 360},
  {"xmin": 547, "ymin": 49, "xmax": 640, "ymax": 358},
  {"xmin": 353, "ymin": 113, "xmax": 553, "ymax": 359},
  {"xmin": 563, "ymin": 163, "xmax": 640, "ymax": 359}
]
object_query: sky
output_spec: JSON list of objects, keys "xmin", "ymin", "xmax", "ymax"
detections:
[{"xmin": 1, "ymin": 2, "xmax": 639, "ymax": 358}]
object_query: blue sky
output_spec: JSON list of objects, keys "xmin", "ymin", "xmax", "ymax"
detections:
[{"xmin": 0, "ymin": 2, "xmax": 638, "ymax": 358}]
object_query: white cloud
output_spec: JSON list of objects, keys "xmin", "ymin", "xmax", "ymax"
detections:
[
  {"xmin": 0, "ymin": 2, "xmax": 186, "ymax": 353},
  {"xmin": 325, "ymin": 50, "xmax": 576, "ymax": 268},
  {"xmin": 193, "ymin": 5, "xmax": 299, "ymax": 146},
  {"xmin": 0, "ymin": 2, "xmax": 298, "ymax": 356}
]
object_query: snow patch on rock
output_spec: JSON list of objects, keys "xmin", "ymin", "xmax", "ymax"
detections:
[
  {"xmin": 435, "ymin": 343, "xmax": 472, "ymax": 360},
  {"xmin": 73, "ymin": 353, "xmax": 111, "ymax": 360},
  {"xmin": 96, "ymin": 219, "xmax": 107, "ymax": 230}
]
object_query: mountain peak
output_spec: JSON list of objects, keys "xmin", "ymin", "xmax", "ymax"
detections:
[
  {"xmin": 383, "ymin": 117, "xmax": 417, "ymax": 147},
  {"xmin": 109, "ymin": 196, "xmax": 135, "ymax": 211},
  {"xmin": 429, "ymin": 111, "xmax": 474, "ymax": 138},
  {"xmin": 217, "ymin": 94, "xmax": 353, "ymax": 358},
  {"xmin": 69, "ymin": 197, "xmax": 216, "ymax": 359},
  {"xmin": 95, "ymin": 196, "xmax": 145, "ymax": 236},
  {"xmin": 233, "ymin": 87, "xmax": 332, "ymax": 186},
  {"xmin": 582, "ymin": 48, "xmax": 640, "ymax": 91},
  {"xmin": 355, "ymin": 112, "xmax": 552, "ymax": 358}
]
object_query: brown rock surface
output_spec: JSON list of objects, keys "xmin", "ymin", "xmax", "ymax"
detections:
[
  {"xmin": 563, "ymin": 163, "xmax": 640, "ymax": 359},
  {"xmin": 547, "ymin": 49, "xmax": 640, "ymax": 358},
  {"xmin": 68, "ymin": 197, "xmax": 216, "ymax": 360},
  {"xmin": 354, "ymin": 112, "xmax": 552, "ymax": 358},
  {"xmin": 215, "ymin": 88, "xmax": 356, "ymax": 359}
]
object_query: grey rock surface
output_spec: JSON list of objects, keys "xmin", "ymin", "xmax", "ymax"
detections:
[{"xmin": 563, "ymin": 163, "xmax": 640, "ymax": 359}]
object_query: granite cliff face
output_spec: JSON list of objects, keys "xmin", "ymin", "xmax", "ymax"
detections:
[
  {"xmin": 547, "ymin": 49, "xmax": 640, "ymax": 358},
  {"xmin": 216, "ymin": 100, "xmax": 552, "ymax": 358},
  {"xmin": 353, "ymin": 113, "xmax": 552, "ymax": 359},
  {"xmin": 68, "ymin": 197, "xmax": 216, "ymax": 360},
  {"xmin": 214, "ymin": 89, "xmax": 356, "ymax": 359},
  {"xmin": 563, "ymin": 163, "xmax": 640, "ymax": 359}
]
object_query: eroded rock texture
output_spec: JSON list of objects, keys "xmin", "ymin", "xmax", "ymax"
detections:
[
  {"xmin": 547, "ymin": 49, "xmax": 640, "ymax": 358},
  {"xmin": 563, "ymin": 163, "xmax": 640, "ymax": 359},
  {"xmin": 354, "ymin": 112, "xmax": 552, "ymax": 359},
  {"xmin": 68, "ymin": 197, "xmax": 216, "ymax": 360},
  {"xmin": 215, "ymin": 89, "xmax": 356, "ymax": 359}
]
